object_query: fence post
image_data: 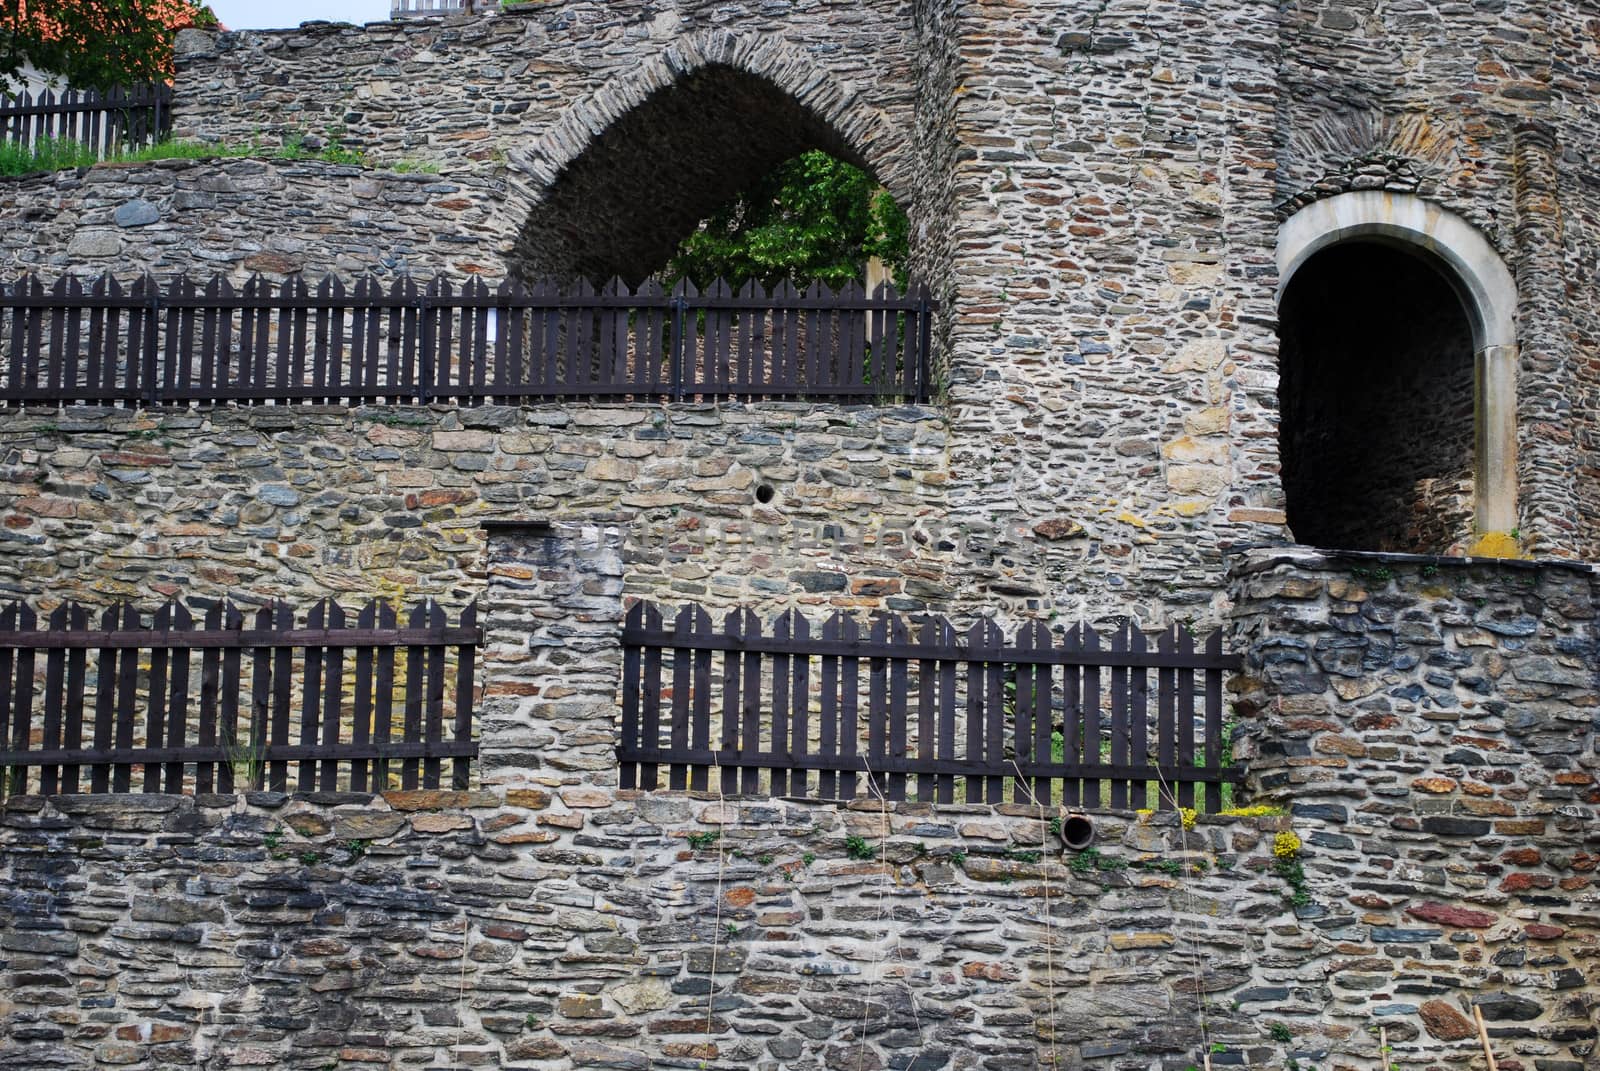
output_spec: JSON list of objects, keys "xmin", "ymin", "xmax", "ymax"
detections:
[
  {"xmin": 416, "ymin": 287, "xmax": 433, "ymax": 404},
  {"xmin": 670, "ymin": 294, "xmax": 687, "ymax": 402},
  {"xmin": 478, "ymin": 519, "xmax": 625, "ymax": 791},
  {"xmin": 143, "ymin": 286, "xmax": 161, "ymax": 406}
]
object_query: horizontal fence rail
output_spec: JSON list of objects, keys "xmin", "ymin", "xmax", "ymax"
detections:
[
  {"xmin": 0, "ymin": 272, "xmax": 937, "ymax": 407},
  {"xmin": 0, "ymin": 84, "xmax": 172, "ymax": 157},
  {"xmin": 0, "ymin": 598, "xmax": 480, "ymax": 798},
  {"xmin": 619, "ymin": 603, "xmax": 1243, "ymax": 810}
]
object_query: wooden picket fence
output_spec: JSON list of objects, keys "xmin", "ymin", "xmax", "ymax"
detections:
[
  {"xmin": 619, "ymin": 603, "xmax": 1243, "ymax": 810},
  {"xmin": 0, "ymin": 272, "xmax": 936, "ymax": 407},
  {"xmin": 0, "ymin": 599, "xmax": 480, "ymax": 798},
  {"xmin": 0, "ymin": 84, "xmax": 172, "ymax": 157}
]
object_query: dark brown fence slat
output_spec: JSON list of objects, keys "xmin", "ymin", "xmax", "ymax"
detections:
[
  {"xmin": 818, "ymin": 612, "xmax": 840, "ymax": 800},
  {"xmin": 300, "ymin": 600, "xmax": 325, "ymax": 792},
  {"xmin": 770, "ymin": 610, "xmax": 791, "ymax": 798},
  {"xmin": 639, "ymin": 603, "xmax": 663, "ymax": 791},
  {"xmin": 963, "ymin": 621, "xmax": 984, "ymax": 805},
  {"xmin": 788, "ymin": 611, "xmax": 810, "ymax": 798},
  {"xmin": 164, "ymin": 603, "xmax": 192, "ymax": 793},
  {"xmin": 1177, "ymin": 626, "xmax": 1196, "ymax": 810},
  {"xmin": 219, "ymin": 605, "xmax": 246, "ymax": 792},
  {"xmin": 453, "ymin": 603, "xmax": 477, "ymax": 790},
  {"xmin": 838, "ymin": 614, "xmax": 860, "ymax": 801},
  {"xmin": 373, "ymin": 601, "xmax": 398, "ymax": 791},
  {"xmin": 867, "ymin": 615, "xmax": 888, "ymax": 799},
  {"xmin": 620, "ymin": 602, "xmax": 643, "ymax": 791},
  {"xmin": 1129, "ymin": 626, "xmax": 1150, "ymax": 812},
  {"xmin": 1204, "ymin": 630, "xmax": 1225, "ymax": 813},
  {"xmin": 670, "ymin": 605, "xmax": 693, "ymax": 792},
  {"xmin": 320, "ymin": 601, "xmax": 346, "ymax": 792},
  {"xmin": 933, "ymin": 617, "xmax": 956, "ymax": 804},
  {"xmin": 739, "ymin": 608, "xmax": 762, "ymax": 796},
  {"xmin": 1109, "ymin": 622, "xmax": 1129, "ymax": 810},
  {"xmin": 423, "ymin": 601, "xmax": 447, "ymax": 789},
  {"xmin": 0, "ymin": 604, "xmax": 14, "ymax": 797},
  {"xmin": 196, "ymin": 604, "xmax": 222, "ymax": 794},
  {"xmin": 401, "ymin": 602, "xmax": 426, "ymax": 790},
  {"xmin": 983, "ymin": 622, "xmax": 1004, "ymax": 804},
  {"xmin": 689, "ymin": 605, "xmax": 712, "ymax": 793},
  {"xmin": 141, "ymin": 601, "xmax": 168, "ymax": 794},
  {"xmin": 351, "ymin": 601, "xmax": 377, "ymax": 793},
  {"xmin": 1157, "ymin": 626, "xmax": 1176, "ymax": 810},
  {"xmin": 112, "ymin": 603, "xmax": 138, "ymax": 792},
  {"xmin": 1061, "ymin": 624, "xmax": 1082, "ymax": 807},
  {"xmin": 885, "ymin": 615, "xmax": 909, "ymax": 802},
  {"xmin": 1082, "ymin": 624, "xmax": 1102, "ymax": 809},
  {"xmin": 39, "ymin": 604, "xmax": 67, "ymax": 795},
  {"xmin": 62, "ymin": 604, "xmax": 88, "ymax": 794},
  {"xmin": 719, "ymin": 607, "xmax": 741, "ymax": 796},
  {"xmin": 269, "ymin": 603, "xmax": 293, "ymax": 791}
]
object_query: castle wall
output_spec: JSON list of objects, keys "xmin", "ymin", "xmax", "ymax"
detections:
[
  {"xmin": 0, "ymin": 403, "xmax": 957, "ymax": 620},
  {"xmin": 0, "ymin": 544, "xmax": 1594, "ymax": 1071},
  {"xmin": 1, "ymin": 0, "xmax": 1596, "ymax": 623},
  {"xmin": 0, "ymin": 157, "xmax": 512, "ymax": 282}
]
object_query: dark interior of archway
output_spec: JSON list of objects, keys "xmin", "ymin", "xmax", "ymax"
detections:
[
  {"xmin": 514, "ymin": 65, "xmax": 870, "ymax": 286},
  {"xmin": 1278, "ymin": 241, "xmax": 1476, "ymax": 553}
]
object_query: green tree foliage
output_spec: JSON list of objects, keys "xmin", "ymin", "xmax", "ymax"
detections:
[
  {"xmin": 1, "ymin": 0, "xmax": 218, "ymax": 95},
  {"xmin": 667, "ymin": 150, "xmax": 910, "ymax": 291}
]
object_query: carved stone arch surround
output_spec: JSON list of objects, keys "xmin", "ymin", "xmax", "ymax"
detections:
[{"xmin": 1277, "ymin": 190, "xmax": 1520, "ymax": 536}]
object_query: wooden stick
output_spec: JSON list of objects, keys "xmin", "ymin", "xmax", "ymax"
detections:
[
  {"xmin": 1380, "ymin": 1026, "xmax": 1389, "ymax": 1071},
  {"xmin": 1472, "ymin": 1005, "xmax": 1498, "ymax": 1071}
]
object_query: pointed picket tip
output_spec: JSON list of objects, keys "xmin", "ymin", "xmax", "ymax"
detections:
[
  {"xmin": 601, "ymin": 276, "xmax": 628, "ymax": 298},
  {"xmin": 635, "ymin": 277, "xmax": 665, "ymax": 299},
  {"xmin": 625, "ymin": 601, "xmax": 646, "ymax": 628},
  {"xmin": 671, "ymin": 277, "xmax": 699, "ymax": 299}
]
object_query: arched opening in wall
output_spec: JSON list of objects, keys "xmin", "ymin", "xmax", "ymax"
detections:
[
  {"xmin": 1278, "ymin": 241, "xmax": 1476, "ymax": 552},
  {"xmin": 513, "ymin": 64, "xmax": 909, "ymax": 288}
]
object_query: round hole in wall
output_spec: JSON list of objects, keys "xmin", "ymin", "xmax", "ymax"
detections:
[{"xmin": 755, "ymin": 483, "xmax": 776, "ymax": 505}]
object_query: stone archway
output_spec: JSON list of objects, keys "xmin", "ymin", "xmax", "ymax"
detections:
[
  {"xmin": 505, "ymin": 29, "xmax": 911, "ymax": 286},
  {"xmin": 1276, "ymin": 191, "xmax": 1519, "ymax": 546}
]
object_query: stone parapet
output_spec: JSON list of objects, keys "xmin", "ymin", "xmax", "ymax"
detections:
[{"xmin": 1227, "ymin": 546, "xmax": 1599, "ymax": 1062}]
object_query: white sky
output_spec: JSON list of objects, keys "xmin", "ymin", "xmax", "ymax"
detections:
[{"xmin": 210, "ymin": 1, "xmax": 392, "ymax": 31}]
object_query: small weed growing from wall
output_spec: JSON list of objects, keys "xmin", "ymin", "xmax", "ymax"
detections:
[
  {"xmin": 1273, "ymin": 831, "xmax": 1310, "ymax": 906},
  {"xmin": 686, "ymin": 830, "xmax": 720, "ymax": 851},
  {"xmin": 844, "ymin": 835, "xmax": 876, "ymax": 861}
]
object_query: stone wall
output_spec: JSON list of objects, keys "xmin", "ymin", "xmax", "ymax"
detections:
[
  {"xmin": 2, "ymin": 541, "xmax": 1596, "ymax": 1071},
  {"xmin": 0, "ymin": 156, "xmax": 511, "ymax": 282},
  {"xmin": 0, "ymin": 791, "xmax": 1302, "ymax": 1071},
  {"xmin": 1230, "ymin": 547, "xmax": 1600, "ymax": 1068},
  {"xmin": 0, "ymin": 403, "xmax": 956, "ymax": 618},
  {"xmin": 4, "ymin": 0, "xmax": 1600, "ymax": 618}
]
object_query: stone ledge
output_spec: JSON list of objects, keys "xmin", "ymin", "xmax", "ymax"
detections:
[{"xmin": 1226, "ymin": 542, "xmax": 1599, "ymax": 577}]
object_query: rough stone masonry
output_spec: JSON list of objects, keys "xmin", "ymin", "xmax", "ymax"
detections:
[
  {"xmin": 1, "ymin": 1, "xmax": 1599, "ymax": 1069},
  {"xmin": 1, "ymin": 0, "xmax": 1598, "ymax": 623},
  {"xmin": 0, "ymin": 538, "xmax": 1594, "ymax": 1071}
]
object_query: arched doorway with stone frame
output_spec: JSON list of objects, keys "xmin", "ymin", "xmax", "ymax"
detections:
[{"xmin": 1274, "ymin": 191, "xmax": 1519, "ymax": 554}]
